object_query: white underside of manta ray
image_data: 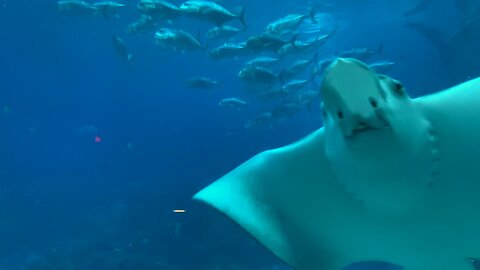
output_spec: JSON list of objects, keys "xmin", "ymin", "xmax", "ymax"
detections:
[{"xmin": 194, "ymin": 58, "xmax": 480, "ymax": 270}]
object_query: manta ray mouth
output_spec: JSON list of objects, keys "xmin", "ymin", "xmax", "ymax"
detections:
[
  {"xmin": 350, "ymin": 123, "xmax": 381, "ymax": 137},
  {"xmin": 349, "ymin": 116, "xmax": 391, "ymax": 138}
]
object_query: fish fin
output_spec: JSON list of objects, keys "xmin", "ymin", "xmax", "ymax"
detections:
[
  {"xmin": 289, "ymin": 34, "xmax": 298, "ymax": 48},
  {"xmin": 195, "ymin": 30, "xmax": 207, "ymax": 49},
  {"xmin": 309, "ymin": 73, "xmax": 319, "ymax": 88},
  {"xmin": 329, "ymin": 25, "xmax": 339, "ymax": 37},
  {"xmin": 100, "ymin": 7, "xmax": 110, "ymax": 20},
  {"xmin": 127, "ymin": 54, "xmax": 134, "ymax": 67},
  {"xmin": 376, "ymin": 42, "xmax": 385, "ymax": 57},
  {"xmin": 308, "ymin": 7, "xmax": 317, "ymax": 24},
  {"xmin": 193, "ymin": 129, "xmax": 356, "ymax": 269},
  {"xmin": 102, "ymin": 11, "xmax": 110, "ymax": 20},
  {"xmin": 237, "ymin": 6, "xmax": 247, "ymax": 30}
]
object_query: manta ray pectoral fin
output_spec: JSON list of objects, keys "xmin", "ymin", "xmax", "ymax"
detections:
[
  {"xmin": 194, "ymin": 129, "xmax": 367, "ymax": 270},
  {"xmin": 194, "ymin": 60, "xmax": 480, "ymax": 270}
]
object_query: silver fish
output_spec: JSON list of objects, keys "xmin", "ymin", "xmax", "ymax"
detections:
[
  {"xmin": 265, "ymin": 9, "xmax": 316, "ymax": 36},
  {"xmin": 339, "ymin": 44, "xmax": 384, "ymax": 61},
  {"xmin": 271, "ymin": 101, "xmax": 306, "ymax": 118},
  {"xmin": 179, "ymin": 0, "xmax": 246, "ymax": 29},
  {"xmin": 244, "ymin": 112, "xmax": 274, "ymax": 129},
  {"xmin": 283, "ymin": 52, "xmax": 319, "ymax": 79},
  {"xmin": 94, "ymin": 1, "xmax": 125, "ymax": 18},
  {"xmin": 209, "ymin": 43, "xmax": 248, "ymax": 60},
  {"xmin": 238, "ymin": 66, "xmax": 283, "ymax": 86},
  {"xmin": 137, "ymin": 0, "xmax": 183, "ymax": 20},
  {"xmin": 281, "ymin": 78, "xmax": 312, "ymax": 93},
  {"xmin": 369, "ymin": 60, "xmax": 400, "ymax": 74},
  {"xmin": 206, "ymin": 25, "xmax": 242, "ymax": 40},
  {"xmin": 154, "ymin": 28, "xmax": 204, "ymax": 52},
  {"xmin": 244, "ymin": 56, "xmax": 279, "ymax": 68},
  {"xmin": 112, "ymin": 35, "xmax": 134, "ymax": 67},
  {"xmin": 218, "ymin": 97, "xmax": 248, "ymax": 109},
  {"xmin": 57, "ymin": 0, "xmax": 98, "ymax": 16},
  {"xmin": 186, "ymin": 77, "xmax": 219, "ymax": 89},
  {"xmin": 245, "ymin": 32, "xmax": 296, "ymax": 53},
  {"xmin": 278, "ymin": 30, "xmax": 335, "ymax": 57},
  {"xmin": 126, "ymin": 14, "xmax": 157, "ymax": 35},
  {"xmin": 256, "ymin": 87, "xmax": 289, "ymax": 101}
]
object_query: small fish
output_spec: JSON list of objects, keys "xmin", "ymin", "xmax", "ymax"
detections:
[
  {"xmin": 311, "ymin": 57, "xmax": 335, "ymax": 77},
  {"xmin": 57, "ymin": 0, "xmax": 98, "ymax": 16},
  {"xmin": 208, "ymin": 42, "xmax": 248, "ymax": 60},
  {"xmin": 186, "ymin": 77, "xmax": 219, "ymax": 89},
  {"xmin": 244, "ymin": 112, "xmax": 274, "ymax": 129},
  {"xmin": 296, "ymin": 89, "xmax": 320, "ymax": 103},
  {"xmin": 218, "ymin": 97, "xmax": 248, "ymax": 109},
  {"xmin": 369, "ymin": 60, "xmax": 401, "ymax": 74},
  {"xmin": 137, "ymin": 0, "xmax": 183, "ymax": 20},
  {"xmin": 281, "ymin": 78, "xmax": 313, "ymax": 93},
  {"xmin": 278, "ymin": 29, "xmax": 335, "ymax": 57},
  {"xmin": 295, "ymin": 89, "xmax": 320, "ymax": 111},
  {"xmin": 244, "ymin": 56, "xmax": 279, "ymax": 68},
  {"xmin": 283, "ymin": 52, "xmax": 319, "ymax": 79},
  {"xmin": 271, "ymin": 101, "xmax": 306, "ymax": 118},
  {"xmin": 154, "ymin": 28, "xmax": 204, "ymax": 52},
  {"xmin": 112, "ymin": 35, "xmax": 134, "ymax": 67},
  {"xmin": 125, "ymin": 14, "xmax": 157, "ymax": 35},
  {"xmin": 245, "ymin": 32, "xmax": 296, "ymax": 53},
  {"xmin": 94, "ymin": 1, "xmax": 125, "ymax": 19},
  {"xmin": 256, "ymin": 87, "xmax": 289, "ymax": 101},
  {"xmin": 206, "ymin": 25, "xmax": 242, "ymax": 40},
  {"xmin": 265, "ymin": 8, "xmax": 316, "ymax": 36},
  {"xmin": 238, "ymin": 66, "xmax": 284, "ymax": 87},
  {"xmin": 179, "ymin": 1, "xmax": 246, "ymax": 29},
  {"xmin": 339, "ymin": 43, "xmax": 384, "ymax": 61}
]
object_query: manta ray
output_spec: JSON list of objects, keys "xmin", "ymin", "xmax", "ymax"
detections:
[{"xmin": 193, "ymin": 58, "xmax": 480, "ymax": 270}]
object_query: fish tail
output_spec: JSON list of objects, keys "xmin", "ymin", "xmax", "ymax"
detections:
[
  {"xmin": 237, "ymin": 7, "xmax": 247, "ymax": 30},
  {"xmin": 376, "ymin": 42, "xmax": 385, "ymax": 56},
  {"xmin": 99, "ymin": 7, "xmax": 110, "ymax": 20},
  {"xmin": 289, "ymin": 34, "xmax": 298, "ymax": 48},
  {"xmin": 329, "ymin": 24, "xmax": 339, "ymax": 37},
  {"xmin": 195, "ymin": 30, "xmax": 208, "ymax": 50},
  {"xmin": 127, "ymin": 54, "xmax": 134, "ymax": 65},
  {"xmin": 308, "ymin": 7, "xmax": 317, "ymax": 24}
]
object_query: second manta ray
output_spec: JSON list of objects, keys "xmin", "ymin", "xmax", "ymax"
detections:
[{"xmin": 194, "ymin": 58, "xmax": 480, "ymax": 270}]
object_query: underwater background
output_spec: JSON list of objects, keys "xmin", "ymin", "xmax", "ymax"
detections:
[{"xmin": 0, "ymin": 0, "xmax": 477, "ymax": 269}]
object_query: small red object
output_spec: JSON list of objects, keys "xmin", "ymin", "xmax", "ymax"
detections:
[{"xmin": 94, "ymin": 135, "xmax": 102, "ymax": 143}]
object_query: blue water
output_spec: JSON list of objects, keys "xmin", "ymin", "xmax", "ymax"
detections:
[{"xmin": 0, "ymin": 0, "xmax": 473, "ymax": 269}]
